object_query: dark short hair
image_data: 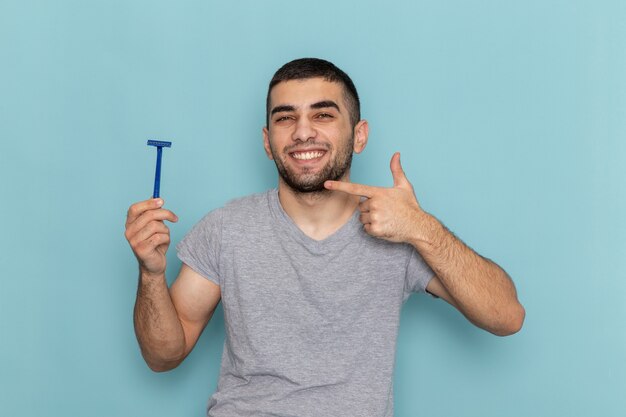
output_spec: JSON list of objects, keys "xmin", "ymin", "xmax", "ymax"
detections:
[{"xmin": 266, "ymin": 58, "xmax": 361, "ymax": 128}]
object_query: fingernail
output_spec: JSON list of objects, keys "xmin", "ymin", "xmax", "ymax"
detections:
[{"xmin": 155, "ymin": 199, "xmax": 163, "ymax": 207}]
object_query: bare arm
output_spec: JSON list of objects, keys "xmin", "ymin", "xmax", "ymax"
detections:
[
  {"xmin": 126, "ymin": 199, "xmax": 221, "ymax": 372},
  {"xmin": 133, "ymin": 266, "xmax": 221, "ymax": 371},
  {"xmin": 412, "ymin": 214, "xmax": 524, "ymax": 336},
  {"xmin": 325, "ymin": 152, "xmax": 525, "ymax": 336}
]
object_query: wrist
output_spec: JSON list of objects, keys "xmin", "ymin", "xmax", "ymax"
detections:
[
  {"xmin": 408, "ymin": 210, "xmax": 442, "ymax": 251},
  {"xmin": 139, "ymin": 266, "xmax": 166, "ymax": 281}
]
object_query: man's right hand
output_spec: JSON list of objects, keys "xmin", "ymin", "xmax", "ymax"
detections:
[{"xmin": 125, "ymin": 198, "xmax": 179, "ymax": 276}]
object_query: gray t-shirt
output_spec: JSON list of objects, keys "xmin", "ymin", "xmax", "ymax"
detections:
[{"xmin": 177, "ymin": 189, "xmax": 435, "ymax": 417}]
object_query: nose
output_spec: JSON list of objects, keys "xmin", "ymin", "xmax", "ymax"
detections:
[{"xmin": 292, "ymin": 117, "xmax": 316, "ymax": 143}]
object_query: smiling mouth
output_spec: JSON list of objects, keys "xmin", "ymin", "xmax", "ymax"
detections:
[{"xmin": 290, "ymin": 150, "xmax": 326, "ymax": 161}]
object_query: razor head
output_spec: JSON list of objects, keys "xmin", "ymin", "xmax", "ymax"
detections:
[{"xmin": 147, "ymin": 140, "xmax": 172, "ymax": 148}]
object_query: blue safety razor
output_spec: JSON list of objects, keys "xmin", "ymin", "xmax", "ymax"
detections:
[{"xmin": 147, "ymin": 140, "xmax": 172, "ymax": 198}]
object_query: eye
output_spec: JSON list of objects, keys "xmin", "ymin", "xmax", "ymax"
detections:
[
  {"xmin": 275, "ymin": 115, "xmax": 293, "ymax": 123},
  {"xmin": 316, "ymin": 113, "xmax": 334, "ymax": 119}
]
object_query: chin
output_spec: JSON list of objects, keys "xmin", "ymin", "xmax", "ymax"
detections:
[{"xmin": 283, "ymin": 178, "xmax": 329, "ymax": 194}]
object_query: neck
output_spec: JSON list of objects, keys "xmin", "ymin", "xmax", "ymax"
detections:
[{"xmin": 277, "ymin": 176, "xmax": 360, "ymax": 241}]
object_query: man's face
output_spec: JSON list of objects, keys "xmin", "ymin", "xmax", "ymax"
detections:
[{"xmin": 263, "ymin": 78, "xmax": 364, "ymax": 193}]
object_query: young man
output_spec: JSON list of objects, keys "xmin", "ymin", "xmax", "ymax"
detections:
[{"xmin": 125, "ymin": 58, "xmax": 525, "ymax": 417}]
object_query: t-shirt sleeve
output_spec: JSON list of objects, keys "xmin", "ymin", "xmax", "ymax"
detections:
[
  {"xmin": 176, "ymin": 208, "xmax": 223, "ymax": 286},
  {"xmin": 403, "ymin": 245, "xmax": 436, "ymax": 299}
]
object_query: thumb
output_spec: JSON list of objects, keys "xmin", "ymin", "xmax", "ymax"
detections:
[{"xmin": 390, "ymin": 152, "xmax": 410, "ymax": 188}]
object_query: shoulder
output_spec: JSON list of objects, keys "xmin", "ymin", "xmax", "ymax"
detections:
[
  {"xmin": 195, "ymin": 189, "xmax": 273, "ymax": 227},
  {"xmin": 221, "ymin": 189, "xmax": 273, "ymax": 220},
  {"xmin": 223, "ymin": 190, "xmax": 272, "ymax": 212},
  {"xmin": 182, "ymin": 190, "xmax": 273, "ymax": 240}
]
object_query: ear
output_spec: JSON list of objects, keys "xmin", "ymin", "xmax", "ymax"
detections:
[
  {"xmin": 262, "ymin": 126, "xmax": 274, "ymax": 160},
  {"xmin": 352, "ymin": 119, "xmax": 369, "ymax": 154}
]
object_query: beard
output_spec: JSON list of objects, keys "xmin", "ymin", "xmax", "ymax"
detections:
[{"xmin": 270, "ymin": 135, "xmax": 354, "ymax": 194}]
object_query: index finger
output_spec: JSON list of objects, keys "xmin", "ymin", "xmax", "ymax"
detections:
[
  {"xmin": 126, "ymin": 198, "xmax": 164, "ymax": 225},
  {"xmin": 324, "ymin": 180, "xmax": 378, "ymax": 198}
]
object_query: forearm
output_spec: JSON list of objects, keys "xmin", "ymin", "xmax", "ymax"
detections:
[
  {"xmin": 411, "ymin": 212, "xmax": 525, "ymax": 336},
  {"xmin": 134, "ymin": 270, "xmax": 186, "ymax": 371}
]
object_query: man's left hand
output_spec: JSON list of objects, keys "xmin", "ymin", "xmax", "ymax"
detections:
[{"xmin": 324, "ymin": 152, "xmax": 426, "ymax": 244}]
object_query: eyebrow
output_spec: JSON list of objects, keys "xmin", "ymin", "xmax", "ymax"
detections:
[
  {"xmin": 310, "ymin": 100, "xmax": 340, "ymax": 112},
  {"xmin": 270, "ymin": 105, "xmax": 295, "ymax": 116},
  {"xmin": 270, "ymin": 100, "xmax": 341, "ymax": 117}
]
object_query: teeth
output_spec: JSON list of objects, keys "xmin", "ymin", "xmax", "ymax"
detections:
[{"xmin": 292, "ymin": 151, "xmax": 324, "ymax": 160}]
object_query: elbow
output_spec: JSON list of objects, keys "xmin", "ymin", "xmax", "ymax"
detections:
[
  {"xmin": 145, "ymin": 356, "xmax": 184, "ymax": 373},
  {"xmin": 493, "ymin": 302, "xmax": 526, "ymax": 337},
  {"xmin": 147, "ymin": 361, "xmax": 179, "ymax": 373},
  {"xmin": 141, "ymin": 348, "xmax": 186, "ymax": 373}
]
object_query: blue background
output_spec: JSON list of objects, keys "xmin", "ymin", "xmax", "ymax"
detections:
[{"xmin": 1, "ymin": 1, "xmax": 624, "ymax": 416}]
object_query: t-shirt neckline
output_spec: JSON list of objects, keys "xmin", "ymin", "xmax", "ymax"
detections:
[{"xmin": 267, "ymin": 188, "xmax": 362, "ymax": 254}]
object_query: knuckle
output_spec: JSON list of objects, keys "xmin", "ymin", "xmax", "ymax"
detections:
[
  {"xmin": 128, "ymin": 204, "xmax": 139, "ymax": 217},
  {"xmin": 130, "ymin": 236, "xmax": 143, "ymax": 250},
  {"xmin": 149, "ymin": 221, "xmax": 166, "ymax": 236},
  {"xmin": 158, "ymin": 222, "xmax": 170, "ymax": 234},
  {"xmin": 153, "ymin": 234, "xmax": 169, "ymax": 245},
  {"xmin": 134, "ymin": 240, "xmax": 148, "ymax": 253}
]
